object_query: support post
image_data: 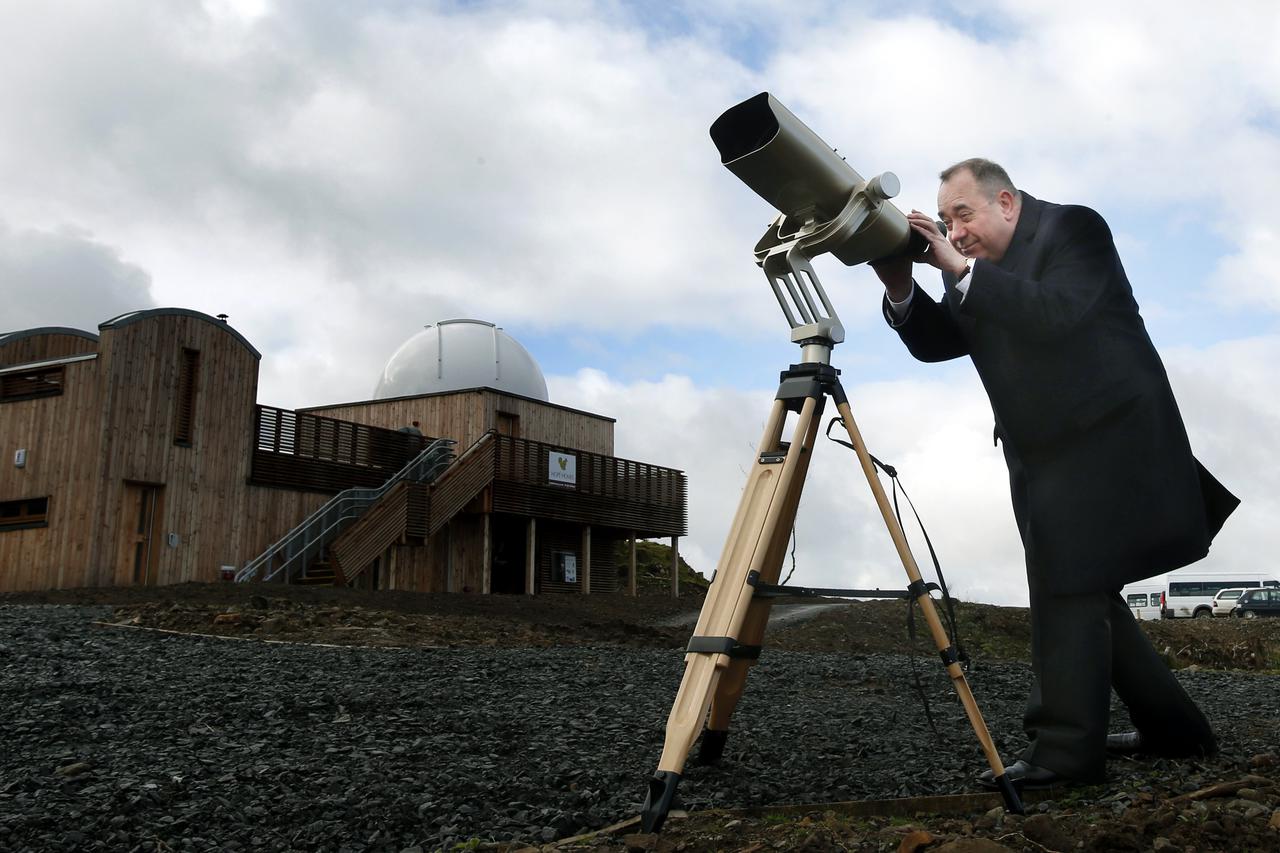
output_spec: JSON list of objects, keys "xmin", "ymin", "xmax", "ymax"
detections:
[
  {"xmin": 628, "ymin": 533, "xmax": 638, "ymax": 597},
  {"xmin": 670, "ymin": 535, "xmax": 680, "ymax": 598},
  {"xmin": 526, "ymin": 518, "xmax": 537, "ymax": 595},
  {"xmin": 482, "ymin": 513, "xmax": 492, "ymax": 595},
  {"xmin": 582, "ymin": 525, "xmax": 592, "ymax": 595},
  {"xmin": 445, "ymin": 523, "xmax": 453, "ymax": 593}
]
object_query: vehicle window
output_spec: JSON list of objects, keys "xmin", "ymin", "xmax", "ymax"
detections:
[{"xmin": 1127, "ymin": 594, "xmax": 1147, "ymax": 607}]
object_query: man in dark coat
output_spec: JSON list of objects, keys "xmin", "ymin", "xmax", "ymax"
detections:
[{"xmin": 871, "ymin": 158, "xmax": 1238, "ymax": 787}]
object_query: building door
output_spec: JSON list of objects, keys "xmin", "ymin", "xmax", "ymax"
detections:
[
  {"xmin": 119, "ymin": 483, "xmax": 163, "ymax": 586},
  {"xmin": 489, "ymin": 514, "xmax": 527, "ymax": 594}
]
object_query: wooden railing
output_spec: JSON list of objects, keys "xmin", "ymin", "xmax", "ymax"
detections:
[
  {"xmin": 249, "ymin": 405, "xmax": 433, "ymax": 492},
  {"xmin": 424, "ymin": 433, "xmax": 498, "ymax": 537},
  {"xmin": 491, "ymin": 434, "xmax": 687, "ymax": 537},
  {"xmin": 411, "ymin": 432, "xmax": 688, "ymax": 545}
]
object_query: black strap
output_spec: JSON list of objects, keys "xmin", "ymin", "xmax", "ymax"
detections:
[
  {"xmin": 825, "ymin": 416, "xmax": 968, "ymax": 667},
  {"xmin": 824, "ymin": 416, "xmax": 971, "ymax": 742}
]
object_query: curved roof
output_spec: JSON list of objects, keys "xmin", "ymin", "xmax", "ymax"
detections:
[
  {"xmin": 0, "ymin": 326, "xmax": 99, "ymax": 346},
  {"xmin": 100, "ymin": 308, "xmax": 261, "ymax": 359},
  {"xmin": 374, "ymin": 319, "xmax": 549, "ymax": 401}
]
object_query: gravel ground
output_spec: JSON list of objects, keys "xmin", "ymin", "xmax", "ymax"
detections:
[{"xmin": 2, "ymin": 604, "xmax": 1275, "ymax": 851}]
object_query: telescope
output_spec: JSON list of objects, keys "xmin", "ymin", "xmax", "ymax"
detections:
[
  {"xmin": 710, "ymin": 92, "xmax": 925, "ymax": 358},
  {"xmin": 637, "ymin": 94, "xmax": 1025, "ymax": 834}
]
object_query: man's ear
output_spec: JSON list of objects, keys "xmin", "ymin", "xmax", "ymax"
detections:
[{"xmin": 998, "ymin": 189, "xmax": 1017, "ymax": 220}]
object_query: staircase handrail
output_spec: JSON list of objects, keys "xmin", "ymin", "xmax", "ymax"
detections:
[{"xmin": 236, "ymin": 437, "xmax": 455, "ymax": 583}]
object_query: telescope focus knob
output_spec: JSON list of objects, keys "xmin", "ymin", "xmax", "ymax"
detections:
[{"xmin": 866, "ymin": 172, "xmax": 900, "ymax": 202}]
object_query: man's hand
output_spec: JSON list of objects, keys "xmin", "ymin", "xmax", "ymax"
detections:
[
  {"xmin": 868, "ymin": 253, "xmax": 913, "ymax": 302},
  {"xmin": 907, "ymin": 210, "xmax": 969, "ymax": 278}
]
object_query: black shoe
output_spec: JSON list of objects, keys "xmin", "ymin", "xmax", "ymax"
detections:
[
  {"xmin": 1106, "ymin": 730, "xmax": 1217, "ymax": 759},
  {"xmin": 978, "ymin": 759, "xmax": 1079, "ymax": 791},
  {"xmin": 1106, "ymin": 731, "xmax": 1145, "ymax": 756}
]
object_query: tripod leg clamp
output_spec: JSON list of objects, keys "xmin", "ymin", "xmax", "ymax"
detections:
[
  {"xmin": 686, "ymin": 636, "xmax": 762, "ymax": 660},
  {"xmin": 995, "ymin": 773, "xmax": 1026, "ymax": 814},
  {"xmin": 640, "ymin": 770, "xmax": 681, "ymax": 833}
]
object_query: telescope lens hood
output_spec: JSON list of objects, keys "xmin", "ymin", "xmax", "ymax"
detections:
[{"xmin": 710, "ymin": 92, "xmax": 862, "ymax": 222}]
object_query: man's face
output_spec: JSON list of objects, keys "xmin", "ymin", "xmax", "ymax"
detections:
[{"xmin": 937, "ymin": 170, "xmax": 1018, "ymax": 263}]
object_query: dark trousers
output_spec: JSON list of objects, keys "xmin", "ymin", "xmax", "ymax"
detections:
[
  {"xmin": 1005, "ymin": 448, "xmax": 1214, "ymax": 779},
  {"xmin": 1020, "ymin": 571, "xmax": 1216, "ymax": 779}
]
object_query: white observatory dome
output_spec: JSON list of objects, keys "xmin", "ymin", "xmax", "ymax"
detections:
[{"xmin": 373, "ymin": 319, "xmax": 549, "ymax": 401}]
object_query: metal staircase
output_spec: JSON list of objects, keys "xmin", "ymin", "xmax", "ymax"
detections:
[{"xmin": 235, "ymin": 437, "xmax": 456, "ymax": 584}]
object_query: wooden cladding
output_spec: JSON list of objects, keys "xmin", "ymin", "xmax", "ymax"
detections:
[
  {"xmin": 1, "ymin": 365, "xmax": 64, "ymax": 403},
  {"xmin": 249, "ymin": 405, "xmax": 434, "ymax": 493},
  {"xmin": 172, "ymin": 348, "xmax": 200, "ymax": 446},
  {"xmin": 305, "ymin": 388, "xmax": 615, "ymax": 456},
  {"xmin": 0, "ymin": 496, "xmax": 49, "ymax": 532}
]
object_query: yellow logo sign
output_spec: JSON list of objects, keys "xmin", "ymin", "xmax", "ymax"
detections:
[{"xmin": 558, "ymin": 456, "xmax": 567, "ymax": 471}]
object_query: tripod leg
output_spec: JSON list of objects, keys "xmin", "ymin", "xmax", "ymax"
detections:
[
  {"xmin": 833, "ymin": 396, "xmax": 1024, "ymax": 814},
  {"xmin": 701, "ymin": 397, "xmax": 820, "ymax": 765},
  {"xmin": 641, "ymin": 394, "xmax": 822, "ymax": 831}
]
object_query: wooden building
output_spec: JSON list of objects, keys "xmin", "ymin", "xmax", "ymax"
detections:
[{"xmin": 0, "ymin": 312, "xmax": 687, "ymax": 595}]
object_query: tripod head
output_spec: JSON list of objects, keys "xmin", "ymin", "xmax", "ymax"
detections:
[{"xmin": 710, "ymin": 93, "xmax": 925, "ymax": 361}]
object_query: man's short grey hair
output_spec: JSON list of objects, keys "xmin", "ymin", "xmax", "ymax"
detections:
[{"xmin": 940, "ymin": 158, "xmax": 1016, "ymax": 199}]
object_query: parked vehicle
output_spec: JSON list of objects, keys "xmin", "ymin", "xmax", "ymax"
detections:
[
  {"xmin": 1233, "ymin": 588, "xmax": 1280, "ymax": 619},
  {"xmin": 1121, "ymin": 582, "xmax": 1166, "ymax": 621},
  {"xmin": 1211, "ymin": 588, "xmax": 1249, "ymax": 617},
  {"xmin": 1161, "ymin": 572, "xmax": 1280, "ymax": 619}
]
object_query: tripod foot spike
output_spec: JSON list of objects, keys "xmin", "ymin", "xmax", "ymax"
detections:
[
  {"xmin": 995, "ymin": 774, "xmax": 1025, "ymax": 814},
  {"xmin": 640, "ymin": 771, "xmax": 681, "ymax": 833},
  {"xmin": 697, "ymin": 729, "xmax": 729, "ymax": 765}
]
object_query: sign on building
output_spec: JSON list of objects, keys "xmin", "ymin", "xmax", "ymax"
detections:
[{"xmin": 548, "ymin": 450, "xmax": 577, "ymax": 486}]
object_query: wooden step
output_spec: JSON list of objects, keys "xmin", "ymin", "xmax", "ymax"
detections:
[{"xmin": 298, "ymin": 562, "xmax": 337, "ymax": 586}]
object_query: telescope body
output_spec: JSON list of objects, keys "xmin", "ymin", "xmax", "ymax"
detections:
[{"xmin": 710, "ymin": 92, "xmax": 924, "ymax": 267}]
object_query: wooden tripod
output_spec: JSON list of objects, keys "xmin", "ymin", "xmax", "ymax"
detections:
[{"xmin": 639, "ymin": 360, "xmax": 1023, "ymax": 831}]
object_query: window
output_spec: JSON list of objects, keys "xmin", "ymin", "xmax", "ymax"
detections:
[
  {"xmin": 1126, "ymin": 594, "xmax": 1148, "ymax": 607},
  {"xmin": 496, "ymin": 411, "xmax": 521, "ymax": 438},
  {"xmin": 0, "ymin": 366, "xmax": 64, "ymax": 402},
  {"xmin": 552, "ymin": 551, "xmax": 578, "ymax": 584},
  {"xmin": 173, "ymin": 348, "xmax": 200, "ymax": 446},
  {"xmin": 1169, "ymin": 580, "xmax": 1261, "ymax": 597},
  {"xmin": 0, "ymin": 496, "xmax": 49, "ymax": 532}
]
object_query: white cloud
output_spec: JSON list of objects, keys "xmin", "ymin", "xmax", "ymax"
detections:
[
  {"xmin": 0, "ymin": 221, "xmax": 155, "ymax": 332},
  {"xmin": 551, "ymin": 365, "xmax": 1029, "ymax": 605},
  {"xmin": 1164, "ymin": 334, "xmax": 1280, "ymax": 575},
  {"xmin": 0, "ymin": 0, "xmax": 1275, "ymax": 603}
]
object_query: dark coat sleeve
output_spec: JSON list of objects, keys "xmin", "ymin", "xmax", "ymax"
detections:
[{"xmin": 881, "ymin": 284, "xmax": 970, "ymax": 363}]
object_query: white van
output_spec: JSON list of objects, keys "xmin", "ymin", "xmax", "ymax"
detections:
[
  {"xmin": 1161, "ymin": 571, "xmax": 1280, "ymax": 619},
  {"xmin": 1120, "ymin": 580, "xmax": 1166, "ymax": 621}
]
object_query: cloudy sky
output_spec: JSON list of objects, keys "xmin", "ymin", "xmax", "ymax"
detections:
[{"xmin": 3, "ymin": 0, "xmax": 1276, "ymax": 605}]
